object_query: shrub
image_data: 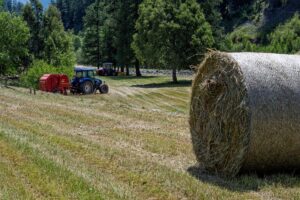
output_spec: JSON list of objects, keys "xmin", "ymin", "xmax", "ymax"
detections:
[
  {"xmin": 225, "ymin": 13, "xmax": 300, "ymax": 54},
  {"xmin": 267, "ymin": 13, "xmax": 300, "ymax": 53},
  {"xmin": 223, "ymin": 23, "xmax": 261, "ymax": 52},
  {"xmin": 21, "ymin": 60, "xmax": 73, "ymax": 89}
]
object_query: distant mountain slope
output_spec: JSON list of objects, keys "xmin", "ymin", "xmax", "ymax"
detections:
[
  {"xmin": 263, "ymin": 0, "xmax": 300, "ymax": 31},
  {"xmin": 227, "ymin": 0, "xmax": 300, "ymax": 36}
]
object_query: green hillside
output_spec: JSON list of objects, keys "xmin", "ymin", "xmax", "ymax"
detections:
[{"xmin": 219, "ymin": 0, "xmax": 300, "ymax": 52}]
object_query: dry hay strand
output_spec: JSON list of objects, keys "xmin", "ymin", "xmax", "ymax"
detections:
[{"xmin": 189, "ymin": 51, "xmax": 300, "ymax": 177}]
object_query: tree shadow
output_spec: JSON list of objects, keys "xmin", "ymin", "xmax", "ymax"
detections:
[
  {"xmin": 131, "ymin": 80, "xmax": 192, "ymax": 88},
  {"xmin": 5, "ymin": 86, "xmax": 18, "ymax": 90},
  {"xmin": 104, "ymin": 76, "xmax": 157, "ymax": 81},
  {"xmin": 187, "ymin": 165, "xmax": 300, "ymax": 192},
  {"xmin": 0, "ymin": 84, "xmax": 18, "ymax": 90}
]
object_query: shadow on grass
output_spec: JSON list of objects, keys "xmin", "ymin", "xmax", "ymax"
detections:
[
  {"xmin": 131, "ymin": 80, "xmax": 192, "ymax": 88},
  {"xmin": 1, "ymin": 85, "xmax": 18, "ymax": 90},
  {"xmin": 104, "ymin": 76, "xmax": 157, "ymax": 81},
  {"xmin": 187, "ymin": 165, "xmax": 300, "ymax": 192}
]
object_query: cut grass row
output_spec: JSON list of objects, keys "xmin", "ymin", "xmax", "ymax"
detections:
[{"xmin": 0, "ymin": 76, "xmax": 299, "ymax": 199}]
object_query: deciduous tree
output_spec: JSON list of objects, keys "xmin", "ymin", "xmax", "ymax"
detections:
[
  {"xmin": 132, "ymin": 0, "xmax": 214, "ymax": 82},
  {"xmin": 0, "ymin": 12, "xmax": 30, "ymax": 74}
]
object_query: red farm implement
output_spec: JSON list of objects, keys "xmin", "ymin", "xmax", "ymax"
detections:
[{"xmin": 39, "ymin": 74, "xmax": 70, "ymax": 95}]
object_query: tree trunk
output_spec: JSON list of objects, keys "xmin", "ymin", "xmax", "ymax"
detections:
[
  {"xmin": 96, "ymin": 0, "xmax": 100, "ymax": 69},
  {"xmin": 126, "ymin": 66, "xmax": 130, "ymax": 76},
  {"xmin": 172, "ymin": 67, "xmax": 178, "ymax": 83},
  {"xmin": 0, "ymin": 65, "xmax": 3, "ymax": 75},
  {"xmin": 135, "ymin": 60, "xmax": 142, "ymax": 77},
  {"xmin": 121, "ymin": 66, "xmax": 124, "ymax": 73}
]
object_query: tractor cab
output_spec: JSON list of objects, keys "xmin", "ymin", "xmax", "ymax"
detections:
[
  {"xmin": 75, "ymin": 69, "xmax": 95, "ymax": 79},
  {"xmin": 71, "ymin": 68, "xmax": 109, "ymax": 95}
]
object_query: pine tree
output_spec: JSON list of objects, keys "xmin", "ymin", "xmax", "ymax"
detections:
[
  {"xmin": 42, "ymin": 5, "xmax": 75, "ymax": 67},
  {"xmin": 82, "ymin": 0, "xmax": 104, "ymax": 68},
  {"xmin": 56, "ymin": 0, "xmax": 95, "ymax": 32},
  {"xmin": 114, "ymin": 0, "xmax": 142, "ymax": 76},
  {"xmin": 101, "ymin": 0, "xmax": 118, "ymax": 66},
  {"xmin": 198, "ymin": 0, "xmax": 224, "ymax": 47},
  {"xmin": 3, "ymin": 0, "xmax": 24, "ymax": 14},
  {"xmin": 22, "ymin": 0, "xmax": 44, "ymax": 58},
  {"xmin": 73, "ymin": 0, "xmax": 85, "ymax": 31},
  {"xmin": 4, "ymin": 0, "xmax": 12, "ymax": 12},
  {"xmin": 0, "ymin": 0, "xmax": 3, "ymax": 11}
]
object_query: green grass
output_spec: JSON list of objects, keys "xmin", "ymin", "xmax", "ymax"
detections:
[{"xmin": 0, "ymin": 75, "xmax": 300, "ymax": 200}]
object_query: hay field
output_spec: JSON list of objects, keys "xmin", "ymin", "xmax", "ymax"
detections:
[{"xmin": 0, "ymin": 76, "xmax": 299, "ymax": 200}]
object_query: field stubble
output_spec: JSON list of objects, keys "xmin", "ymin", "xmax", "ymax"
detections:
[{"xmin": 0, "ymin": 76, "xmax": 299, "ymax": 199}]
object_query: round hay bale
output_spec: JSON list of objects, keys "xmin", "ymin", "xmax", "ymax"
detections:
[{"xmin": 189, "ymin": 51, "xmax": 300, "ymax": 177}]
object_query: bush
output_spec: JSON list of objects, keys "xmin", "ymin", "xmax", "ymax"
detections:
[
  {"xmin": 21, "ymin": 60, "xmax": 73, "ymax": 89},
  {"xmin": 224, "ymin": 14, "xmax": 300, "ymax": 54},
  {"xmin": 267, "ymin": 14, "xmax": 300, "ymax": 53},
  {"xmin": 223, "ymin": 23, "xmax": 261, "ymax": 52}
]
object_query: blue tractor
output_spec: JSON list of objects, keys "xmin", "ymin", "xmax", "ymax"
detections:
[{"xmin": 71, "ymin": 68, "xmax": 109, "ymax": 95}]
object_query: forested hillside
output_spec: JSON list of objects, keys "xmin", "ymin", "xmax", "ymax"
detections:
[
  {"xmin": 218, "ymin": 0, "xmax": 300, "ymax": 52},
  {"xmin": 54, "ymin": 0, "xmax": 300, "ymax": 53},
  {"xmin": 1, "ymin": 0, "xmax": 300, "ymax": 82}
]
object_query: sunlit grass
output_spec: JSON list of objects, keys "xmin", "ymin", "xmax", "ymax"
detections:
[{"xmin": 0, "ymin": 75, "xmax": 299, "ymax": 200}]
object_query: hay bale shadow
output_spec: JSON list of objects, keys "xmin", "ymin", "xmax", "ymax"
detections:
[
  {"xmin": 131, "ymin": 80, "xmax": 192, "ymax": 88},
  {"xmin": 187, "ymin": 165, "xmax": 300, "ymax": 192}
]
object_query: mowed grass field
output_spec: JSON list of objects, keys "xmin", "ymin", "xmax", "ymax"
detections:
[{"xmin": 0, "ymin": 75, "xmax": 300, "ymax": 200}]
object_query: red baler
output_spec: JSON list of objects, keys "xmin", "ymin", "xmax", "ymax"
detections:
[{"xmin": 39, "ymin": 74, "xmax": 70, "ymax": 95}]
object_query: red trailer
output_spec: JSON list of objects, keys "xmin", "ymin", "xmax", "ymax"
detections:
[{"xmin": 39, "ymin": 74, "xmax": 70, "ymax": 95}]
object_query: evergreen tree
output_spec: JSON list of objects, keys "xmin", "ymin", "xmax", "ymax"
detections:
[
  {"xmin": 82, "ymin": 0, "xmax": 104, "ymax": 68},
  {"xmin": 132, "ymin": 0, "xmax": 214, "ymax": 82},
  {"xmin": 114, "ymin": 0, "xmax": 142, "ymax": 76},
  {"xmin": 22, "ymin": 0, "xmax": 44, "ymax": 58},
  {"xmin": 4, "ymin": 0, "xmax": 12, "ymax": 12},
  {"xmin": 42, "ymin": 5, "xmax": 75, "ymax": 67},
  {"xmin": 197, "ymin": 0, "xmax": 224, "ymax": 47},
  {"xmin": 0, "ymin": 0, "xmax": 3, "ymax": 11},
  {"xmin": 56, "ymin": 0, "xmax": 95, "ymax": 32},
  {"xmin": 2, "ymin": 0, "xmax": 23, "ymax": 13},
  {"xmin": 0, "ymin": 12, "xmax": 30, "ymax": 74},
  {"xmin": 72, "ymin": 0, "xmax": 88, "ymax": 32},
  {"xmin": 82, "ymin": 0, "xmax": 118, "ymax": 68},
  {"xmin": 101, "ymin": 0, "xmax": 118, "ymax": 66}
]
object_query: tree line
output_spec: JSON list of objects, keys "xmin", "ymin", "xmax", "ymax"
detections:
[
  {"xmin": 3, "ymin": 0, "xmax": 23, "ymax": 14},
  {"xmin": 1, "ymin": 0, "xmax": 300, "ymax": 83},
  {"xmin": 0, "ymin": 0, "xmax": 74, "ymax": 87},
  {"xmin": 56, "ymin": 0, "xmax": 300, "ymax": 81},
  {"xmin": 63, "ymin": 0, "xmax": 215, "ymax": 82}
]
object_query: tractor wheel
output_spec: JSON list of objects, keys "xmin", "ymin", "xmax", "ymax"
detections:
[
  {"xmin": 81, "ymin": 81, "xmax": 93, "ymax": 94},
  {"xmin": 99, "ymin": 84, "xmax": 109, "ymax": 94}
]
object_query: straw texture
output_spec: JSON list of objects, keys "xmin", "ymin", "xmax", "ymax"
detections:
[{"xmin": 190, "ymin": 52, "xmax": 300, "ymax": 177}]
